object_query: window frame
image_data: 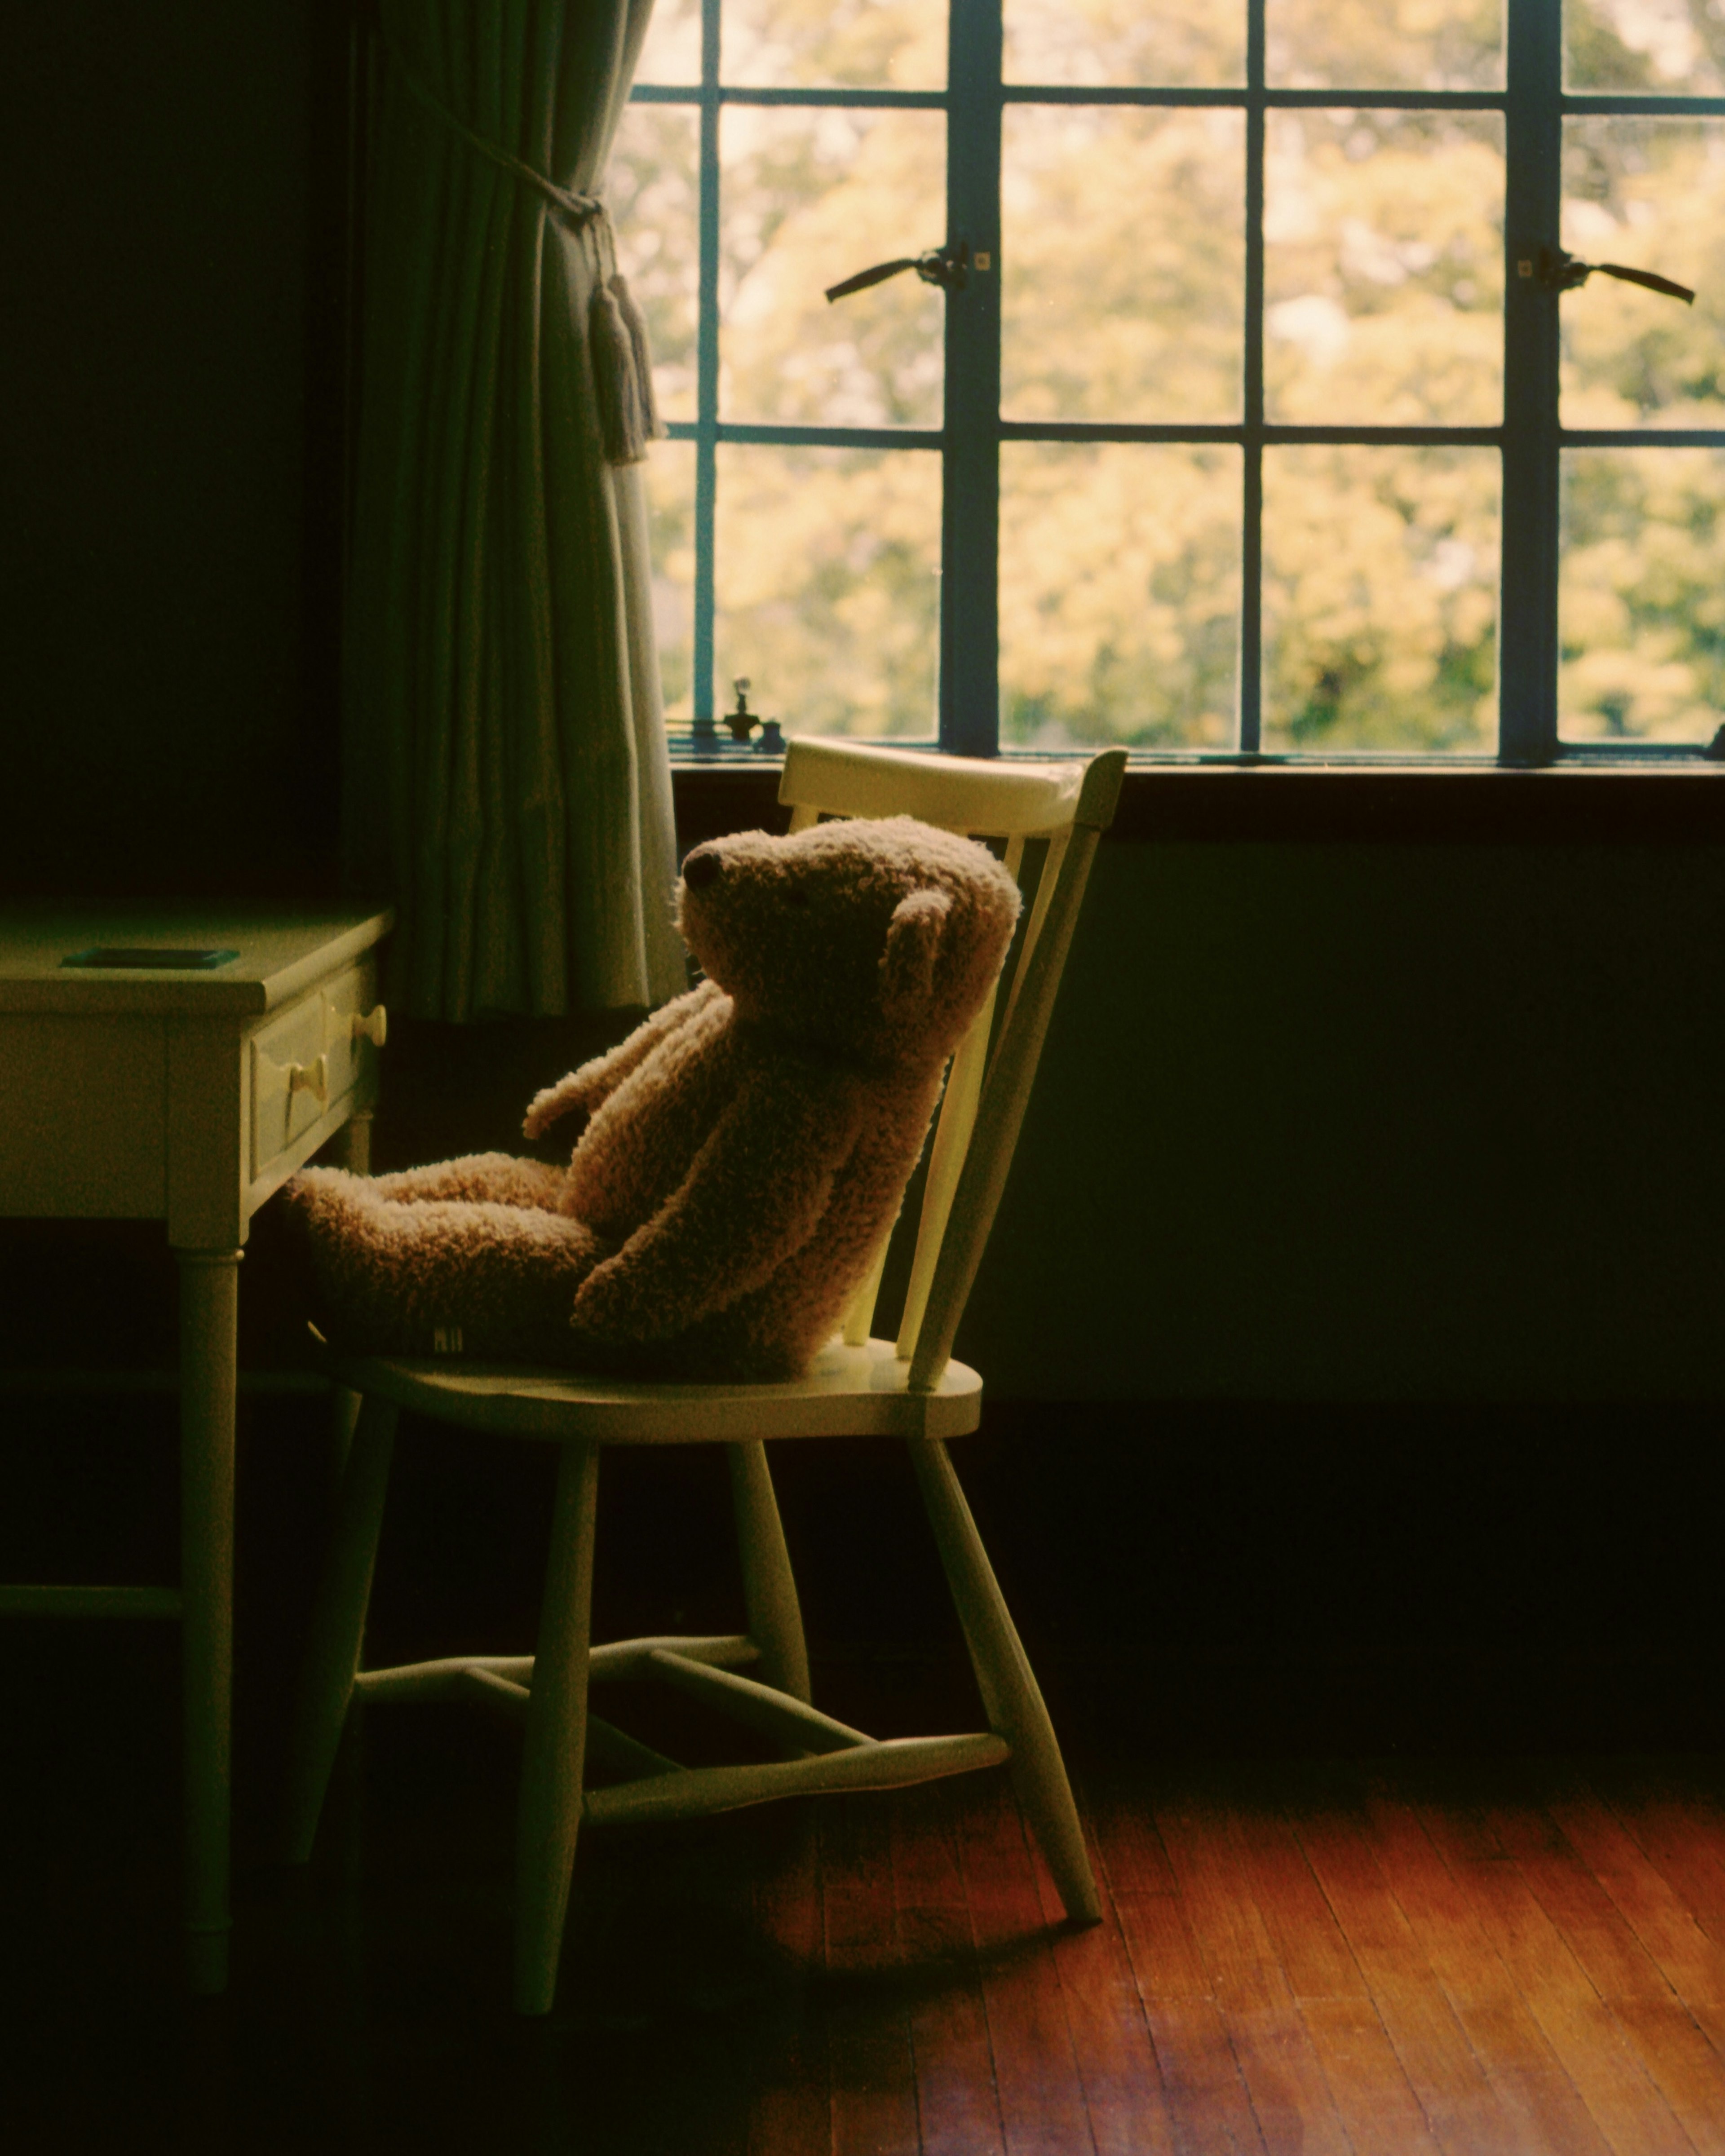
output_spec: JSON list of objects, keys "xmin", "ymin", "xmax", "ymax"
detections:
[{"xmin": 632, "ymin": 0, "xmax": 1725, "ymax": 768}]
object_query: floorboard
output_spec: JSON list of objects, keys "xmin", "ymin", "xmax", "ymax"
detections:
[
  {"xmin": 1041, "ymin": 1778, "xmax": 1178, "ymax": 2156},
  {"xmin": 9, "ymin": 1732, "xmax": 1725, "ymax": 2153},
  {"xmin": 1152, "ymin": 1781, "xmax": 1352, "ymax": 2156},
  {"xmin": 957, "ymin": 1769, "xmax": 1096, "ymax": 2156},
  {"xmin": 1485, "ymin": 1793, "xmax": 1725, "ymax": 2154},
  {"xmin": 1359, "ymin": 1784, "xmax": 1614, "ymax": 2156},
  {"xmin": 891, "ymin": 1779, "xmax": 1006, "ymax": 2156},
  {"xmin": 1290, "ymin": 1788, "xmax": 1516, "ymax": 2156},
  {"xmin": 822, "ymin": 1792, "xmax": 921, "ymax": 2156},
  {"xmin": 1415, "ymin": 1779, "xmax": 1698, "ymax": 2156}
]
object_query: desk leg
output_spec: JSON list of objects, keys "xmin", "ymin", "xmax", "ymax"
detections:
[
  {"xmin": 327, "ymin": 1109, "xmax": 373, "ymax": 1176},
  {"xmin": 178, "ymin": 1246, "xmax": 242, "ymax": 1995},
  {"xmin": 322, "ymin": 1111, "xmax": 371, "ymax": 1490}
]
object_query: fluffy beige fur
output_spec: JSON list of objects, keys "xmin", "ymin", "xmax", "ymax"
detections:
[{"xmin": 286, "ymin": 817, "xmax": 1021, "ymax": 1380}]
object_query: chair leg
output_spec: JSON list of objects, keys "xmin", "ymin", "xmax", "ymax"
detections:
[
  {"xmin": 283, "ymin": 1393, "xmax": 398, "ymax": 1865},
  {"xmin": 327, "ymin": 1384, "xmax": 363, "ymax": 1504},
  {"xmin": 729, "ymin": 1440, "xmax": 811, "ymax": 1703},
  {"xmin": 908, "ymin": 1437, "xmax": 1101, "ymax": 1924},
  {"xmin": 514, "ymin": 1441, "xmax": 601, "ymax": 2017}
]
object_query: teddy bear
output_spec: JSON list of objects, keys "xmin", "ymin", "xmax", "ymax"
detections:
[{"xmin": 284, "ymin": 815, "xmax": 1022, "ymax": 1382}]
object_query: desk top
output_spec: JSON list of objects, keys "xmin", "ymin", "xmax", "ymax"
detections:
[{"xmin": 0, "ymin": 906, "xmax": 394, "ymax": 1017}]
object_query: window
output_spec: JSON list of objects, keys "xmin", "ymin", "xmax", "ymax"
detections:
[{"xmin": 611, "ymin": 0, "xmax": 1725, "ymax": 762}]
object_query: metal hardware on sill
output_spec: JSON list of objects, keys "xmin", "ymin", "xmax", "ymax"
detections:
[
  {"xmin": 1535, "ymin": 246, "xmax": 1695, "ymax": 305},
  {"xmin": 685, "ymin": 682, "xmax": 784, "ymax": 757},
  {"xmin": 724, "ymin": 677, "xmax": 783, "ymax": 750},
  {"xmin": 825, "ymin": 240, "xmax": 969, "ymax": 303}
]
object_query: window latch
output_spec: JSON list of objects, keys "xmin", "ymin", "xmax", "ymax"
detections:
[
  {"xmin": 1536, "ymin": 245, "xmax": 1694, "ymax": 305},
  {"xmin": 825, "ymin": 240, "xmax": 969, "ymax": 303}
]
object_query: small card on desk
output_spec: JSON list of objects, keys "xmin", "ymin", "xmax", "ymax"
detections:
[{"xmin": 61, "ymin": 947, "xmax": 240, "ymax": 970}]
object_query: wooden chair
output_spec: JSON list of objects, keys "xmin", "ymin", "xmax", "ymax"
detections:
[{"xmin": 283, "ymin": 738, "xmax": 1126, "ymax": 2014}]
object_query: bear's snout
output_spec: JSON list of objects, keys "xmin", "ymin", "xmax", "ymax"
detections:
[{"xmin": 682, "ymin": 848, "xmax": 723, "ymax": 890}]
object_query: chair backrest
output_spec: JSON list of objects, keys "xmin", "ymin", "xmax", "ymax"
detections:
[{"xmin": 777, "ymin": 738, "xmax": 1126, "ymax": 1392}]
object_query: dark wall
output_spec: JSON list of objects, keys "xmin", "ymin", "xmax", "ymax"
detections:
[
  {"xmin": 0, "ymin": 2, "xmax": 341, "ymax": 899},
  {"xmin": 965, "ymin": 836, "xmax": 1725, "ymax": 1401}
]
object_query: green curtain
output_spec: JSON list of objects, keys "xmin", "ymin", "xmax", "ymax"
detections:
[{"xmin": 343, "ymin": 0, "xmax": 685, "ymax": 1020}]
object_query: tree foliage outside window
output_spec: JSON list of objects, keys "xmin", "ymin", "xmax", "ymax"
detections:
[{"xmin": 610, "ymin": 0, "xmax": 1725, "ymax": 757}]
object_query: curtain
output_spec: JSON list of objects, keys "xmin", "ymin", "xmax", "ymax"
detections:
[{"xmin": 342, "ymin": 0, "xmax": 686, "ymax": 1020}]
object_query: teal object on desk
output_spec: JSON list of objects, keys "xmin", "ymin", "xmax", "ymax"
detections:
[{"xmin": 62, "ymin": 947, "xmax": 239, "ymax": 970}]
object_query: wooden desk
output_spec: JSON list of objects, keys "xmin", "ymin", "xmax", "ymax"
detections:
[{"xmin": 0, "ymin": 906, "xmax": 392, "ymax": 1993}]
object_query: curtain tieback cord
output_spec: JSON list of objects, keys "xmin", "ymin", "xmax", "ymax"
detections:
[
  {"xmin": 383, "ymin": 37, "xmax": 663, "ymax": 464},
  {"xmin": 387, "ymin": 40, "xmax": 605, "ymax": 228}
]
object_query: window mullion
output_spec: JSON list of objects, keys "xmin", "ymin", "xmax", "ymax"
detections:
[
  {"xmin": 1499, "ymin": 0, "xmax": 1562, "ymax": 763},
  {"xmin": 1242, "ymin": 0, "xmax": 1266, "ymax": 754},
  {"xmin": 941, "ymin": 0, "xmax": 1003, "ymax": 755},
  {"xmin": 692, "ymin": 0, "xmax": 721, "ymax": 731}
]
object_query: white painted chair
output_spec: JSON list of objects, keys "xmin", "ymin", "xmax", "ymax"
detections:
[{"xmin": 283, "ymin": 738, "xmax": 1127, "ymax": 2014}]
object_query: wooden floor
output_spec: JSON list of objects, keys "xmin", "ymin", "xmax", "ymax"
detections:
[
  {"xmin": 9, "ymin": 1728, "xmax": 1725, "ymax": 2153},
  {"xmin": 675, "ymin": 1753, "xmax": 1725, "ymax": 2156}
]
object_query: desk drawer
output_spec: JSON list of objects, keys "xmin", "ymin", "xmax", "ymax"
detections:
[
  {"xmin": 251, "ymin": 959, "xmax": 381, "ymax": 1180},
  {"xmin": 321, "ymin": 960, "xmax": 385, "ymax": 1106}
]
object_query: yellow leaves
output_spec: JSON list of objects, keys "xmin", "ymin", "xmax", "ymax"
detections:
[
  {"xmin": 999, "ymin": 443, "xmax": 1241, "ymax": 747},
  {"xmin": 1265, "ymin": 0, "xmax": 1503, "ymax": 92},
  {"xmin": 1561, "ymin": 118, "xmax": 1725, "ymax": 428},
  {"xmin": 1559, "ymin": 447, "xmax": 1725, "ymax": 742},
  {"xmin": 1004, "ymin": 0, "xmax": 1246, "ymax": 89},
  {"xmin": 718, "ymin": 107, "xmax": 947, "ymax": 428},
  {"xmin": 1262, "ymin": 446, "xmax": 1500, "ymax": 751},
  {"xmin": 1002, "ymin": 106, "xmax": 1245, "ymax": 422},
  {"xmin": 1566, "ymin": 0, "xmax": 1725, "ymax": 93},
  {"xmin": 722, "ymin": 0, "xmax": 945, "ymax": 91},
  {"xmin": 1265, "ymin": 115, "xmax": 1504, "ymax": 424},
  {"xmin": 712, "ymin": 446, "xmax": 942, "ymax": 738},
  {"xmin": 1561, "ymin": 648, "xmax": 1702, "ymax": 739}
]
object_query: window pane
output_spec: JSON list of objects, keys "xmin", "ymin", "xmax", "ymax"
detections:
[
  {"xmin": 635, "ymin": 0, "xmax": 701, "ymax": 84},
  {"xmin": 1002, "ymin": 108, "xmax": 1244, "ymax": 423},
  {"xmin": 1267, "ymin": 0, "xmax": 1504, "ymax": 90},
  {"xmin": 1561, "ymin": 119, "xmax": 1725, "ymax": 431},
  {"xmin": 719, "ymin": 108, "xmax": 945, "ymax": 427},
  {"xmin": 644, "ymin": 441, "xmax": 697, "ymax": 728},
  {"xmin": 1000, "ymin": 443, "xmax": 1242, "ymax": 749},
  {"xmin": 714, "ymin": 446, "xmax": 941, "ymax": 736},
  {"xmin": 608, "ymin": 105, "xmax": 700, "ymax": 424},
  {"xmin": 1265, "ymin": 111, "xmax": 1504, "ymax": 426},
  {"xmin": 723, "ymin": 0, "xmax": 945, "ymax": 89},
  {"xmin": 1004, "ymin": 0, "xmax": 1245, "ymax": 87},
  {"xmin": 1262, "ymin": 446, "xmax": 1500, "ymax": 752},
  {"xmin": 1560, "ymin": 448, "xmax": 1725, "ymax": 744},
  {"xmin": 1566, "ymin": 0, "xmax": 1725, "ymax": 92}
]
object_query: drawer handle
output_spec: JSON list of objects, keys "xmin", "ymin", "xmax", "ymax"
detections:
[
  {"xmin": 287, "ymin": 1055, "xmax": 330, "ymax": 1106},
  {"xmin": 349, "ymin": 1004, "xmax": 388, "ymax": 1048}
]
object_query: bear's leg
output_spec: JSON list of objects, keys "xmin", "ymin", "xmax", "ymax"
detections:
[
  {"xmin": 285, "ymin": 1174, "xmax": 611, "ymax": 1363},
  {"xmin": 366, "ymin": 1153, "xmax": 569, "ymax": 1210}
]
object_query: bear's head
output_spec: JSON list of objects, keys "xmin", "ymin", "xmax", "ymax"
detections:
[{"xmin": 677, "ymin": 817, "xmax": 1022, "ymax": 1068}]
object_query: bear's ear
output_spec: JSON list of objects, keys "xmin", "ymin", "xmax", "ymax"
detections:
[{"xmin": 879, "ymin": 885, "xmax": 951, "ymax": 1017}]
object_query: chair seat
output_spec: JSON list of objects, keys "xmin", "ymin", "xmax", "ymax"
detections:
[{"xmin": 324, "ymin": 1334, "xmax": 984, "ymax": 1445}]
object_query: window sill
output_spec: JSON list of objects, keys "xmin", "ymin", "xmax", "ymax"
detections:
[{"xmin": 673, "ymin": 756, "xmax": 1725, "ymax": 846}]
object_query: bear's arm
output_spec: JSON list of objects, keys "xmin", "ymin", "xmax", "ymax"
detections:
[
  {"xmin": 523, "ymin": 979, "xmax": 726, "ymax": 1140},
  {"xmin": 568, "ymin": 1064, "xmax": 865, "ymax": 1343}
]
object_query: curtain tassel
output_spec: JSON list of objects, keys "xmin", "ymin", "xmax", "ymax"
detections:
[
  {"xmin": 609, "ymin": 274, "xmax": 664, "ymax": 444},
  {"xmin": 590, "ymin": 276, "xmax": 663, "ymax": 467}
]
